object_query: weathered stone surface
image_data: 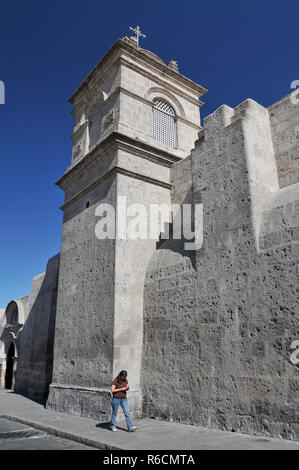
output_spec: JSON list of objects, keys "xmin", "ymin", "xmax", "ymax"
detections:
[
  {"xmin": 0, "ymin": 255, "xmax": 59, "ymax": 399},
  {"xmin": 142, "ymin": 95, "xmax": 299, "ymax": 440},
  {"xmin": 46, "ymin": 177, "xmax": 117, "ymax": 418},
  {"xmin": 16, "ymin": 255, "xmax": 59, "ymax": 400},
  {"xmin": 269, "ymin": 90, "xmax": 299, "ymax": 188},
  {"xmin": 47, "ymin": 383, "xmax": 112, "ymax": 421}
]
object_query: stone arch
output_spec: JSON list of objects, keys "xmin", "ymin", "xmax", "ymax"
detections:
[
  {"xmin": 145, "ymin": 87, "xmax": 185, "ymax": 118},
  {"xmin": 0, "ymin": 299, "xmax": 26, "ymax": 388},
  {"xmin": 87, "ymin": 90, "xmax": 107, "ymax": 119},
  {"xmin": 87, "ymin": 99, "xmax": 104, "ymax": 150},
  {"xmin": 1, "ymin": 299, "xmax": 25, "ymax": 360},
  {"xmin": 142, "ymin": 240, "xmax": 197, "ymax": 421},
  {"xmin": 4, "ymin": 300, "xmax": 25, "ymax": 327},
  {"xmin": 0, "ymin": 335, "xmax": 4, "ymax": 360}
]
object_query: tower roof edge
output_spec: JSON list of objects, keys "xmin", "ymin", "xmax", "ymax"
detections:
[{"xmin": 68, "ymin": 38, "xmax": 207, "ymax": 105}]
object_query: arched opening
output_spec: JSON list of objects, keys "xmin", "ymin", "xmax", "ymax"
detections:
[
  {"xmin": 5, "ymin": 302, "xmax": 18, "ymax": 325},
  {"xmin": 5, "ymin": 343, "xmax": 15, "ymax": 389},
  {"xmin": 4, "ymin": 300, "xmax": 25, "ymax": 327},
  {"xmin": 0, "ymin": 300, "xmax": 23, "ymax": 390},
  {"xmin": 89, "ymin": 105, "xmax": 102, "ymax": 149}
]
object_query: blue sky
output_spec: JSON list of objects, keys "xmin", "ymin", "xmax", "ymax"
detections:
[{"xmin": 0, "ymin": 0, "xmax": 298, "ymax": 308}]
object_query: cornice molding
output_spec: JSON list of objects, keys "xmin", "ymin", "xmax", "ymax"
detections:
[
  {"xmin": 118, "ymin": 55, "xmax": 206, "ymax": 104},
  {"xmin": 60, "ymin": 165, "xmax": 172, "ymax": 211},
  {"xmin": 118, "ymin": 40, "xmax": 208, "ymax": 96},
  {"xmin": 56, "ymin": 131, "xmax": 181, "ymax": 191},
  {"xmin": 74, "ymin": 56, "xmax": 205, "ymax": 111},
  {"xmin": 49, "ymin": 383, "xmax": 111, "ymax": 394}
]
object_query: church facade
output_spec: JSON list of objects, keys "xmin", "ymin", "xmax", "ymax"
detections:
[{"xmin": 1, "ymin": 34, "xmax": 299, "ymax": 440}]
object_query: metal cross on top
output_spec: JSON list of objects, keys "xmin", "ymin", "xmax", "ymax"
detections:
[{"xmin": 129, "ymin": 25, "xmax": 146, "ymax": 46}]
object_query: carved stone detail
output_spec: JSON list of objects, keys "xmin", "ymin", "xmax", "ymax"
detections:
[
  {"xmin": 103, "ymin": 110, "xmax": 115, "ymax": 130},
  {"xmin": 73, "ymin": 143, "xmax": 82, "ymax": 160}
]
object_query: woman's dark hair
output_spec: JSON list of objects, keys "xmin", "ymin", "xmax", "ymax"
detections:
[{"xmin": 117, "ymin": 370, "xmax": 127, "ymax": 384}]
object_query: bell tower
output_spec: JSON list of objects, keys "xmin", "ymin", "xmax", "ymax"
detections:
[{"xmin": 47, "ymin": 32, "xmax": 207, "ymax": 420}]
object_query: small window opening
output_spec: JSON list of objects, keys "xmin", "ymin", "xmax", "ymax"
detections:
[{"xmin": 152, "ymin": 99, "xmax": 177, "ymax": 148}]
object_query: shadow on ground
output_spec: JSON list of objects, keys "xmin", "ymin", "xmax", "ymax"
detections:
[
  {"xmin": 11, "ymin": 391, "xmax": 47, "ymax": 408},
  {"xmin": 95, "ymin": 421, "xmax": 128, "ymax": 432}
]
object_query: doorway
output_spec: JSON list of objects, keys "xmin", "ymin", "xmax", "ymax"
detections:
[{"xmin": 5, "ymin": 343, "xmax": 15, "ymax": 389}]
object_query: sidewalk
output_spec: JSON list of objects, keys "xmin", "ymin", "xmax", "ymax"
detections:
[{"xmin": 0, "ymin": 390, "xmax": 299, "ymax": 450}]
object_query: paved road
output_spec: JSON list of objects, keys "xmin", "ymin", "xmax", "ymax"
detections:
[
  {"xmin": 0, "ymin": 418, "xmax": 96, "ymax": 450},
  {"xmin": 1, "ymin": 391, "xmax": 299, "ymax": 450}
]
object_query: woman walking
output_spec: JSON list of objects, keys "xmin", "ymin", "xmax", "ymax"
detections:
[{"xmin": 110, "ymin": 370, "xmax": 137, "ymax": 432}]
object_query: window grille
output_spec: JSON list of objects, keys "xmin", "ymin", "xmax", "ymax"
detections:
[
  {"xmin": 153, "ymin": 99, "xmax": 177, "ymax": 148},
  {"xmin": 89, "ymin": 106, "xmax": 102, "ymax": 149}
]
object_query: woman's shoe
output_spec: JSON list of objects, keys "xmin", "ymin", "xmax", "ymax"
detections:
[
  {"xmin": 111, "ymin": 428, "xmax": 117, "ymax": 432},
  {"xmin": 128, "ymin": 426, "xmax": 137, "ymax": 432}
]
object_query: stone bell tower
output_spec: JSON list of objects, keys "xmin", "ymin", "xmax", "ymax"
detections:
[{"xmin": 47, "ymin": 31, "xmax": 207, "ymax": 420}]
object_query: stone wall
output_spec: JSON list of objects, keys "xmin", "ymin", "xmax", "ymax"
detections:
[
  {"xmin": 0, "ymin": 310, "xmax": 4, "ymax": 334},
  {"xmin": 113, "ymin": 171, "xmax": 171, "ymax": 417},
  {"xmin": 170, "ymin": 154, "xmax": 193, "ymax": 206},
  {"xmin": 142, "ymin": 96, "xmax": 299, "ymax": 440},
  {"xmin": 14, "ymin": 254, "xmax": 59, "ymax": 400},
  {"xmin": 0, "ymin": 309, "xmax": 5, "ymax": 387},
  {"xmin": 47, "ymin": 175, "xmax": 117, "ymax": 420},
  {"xmin": 269, "ymin": 89, "xmax": 299, "ymax": 188}
]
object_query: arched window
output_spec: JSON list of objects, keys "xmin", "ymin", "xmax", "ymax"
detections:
[
  {"xmin": 6, "ymin": 302, "xmax": 18, "ymax": 326},
  {"xmin": 152, "ymin": 99, "xmax": 177, "ymax": 148},
  {"xmin": 89, "ymin": 106, "xmax": 102, "ymax": 149}
]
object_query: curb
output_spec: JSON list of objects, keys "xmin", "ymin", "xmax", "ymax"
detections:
[{"xmin": 0, "ymin": 415, "xmax": 123, "ymax": 450}]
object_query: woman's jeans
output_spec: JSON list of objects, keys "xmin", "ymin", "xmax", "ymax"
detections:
[{"xmin": 111, "ymin": 398, "xmax": 133, "ymax": 430}]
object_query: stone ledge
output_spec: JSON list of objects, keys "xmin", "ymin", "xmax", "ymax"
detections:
[{"xmin": 56, "ymin": 131, "xmax": 180, "ymax": 191}]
